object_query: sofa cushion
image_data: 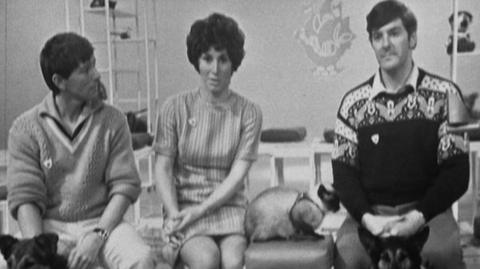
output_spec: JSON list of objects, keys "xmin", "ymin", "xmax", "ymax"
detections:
[{"xmin": 245, "ymin": 235, "xmax": 334, "ymax": 269}]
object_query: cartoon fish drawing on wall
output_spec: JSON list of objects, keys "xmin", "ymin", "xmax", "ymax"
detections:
[{"xmin": 295, "ymin": 0, "xmax": 355, "ymax": 76}]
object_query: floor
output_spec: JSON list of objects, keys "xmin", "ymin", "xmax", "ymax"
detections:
[
  {"xmin": 1, "ymin": 152, "xmax": 480, "ymax": 268},
  {"xmin": 457, "ymin": 191, "xmax": 480, "ymax": 268}
]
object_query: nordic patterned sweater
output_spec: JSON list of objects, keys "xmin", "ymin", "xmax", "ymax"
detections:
[
  {"xmin": 7, "ymin": 93, "xmax": 141, "ymax": 222},
  {"xmin": 332, "ymin": 66, "xmax": 469, "ymax": 223}
]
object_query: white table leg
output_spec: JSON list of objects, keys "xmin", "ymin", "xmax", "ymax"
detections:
[
  {"xmin": 270, "ymin": 157, "xmax": 285, "ymax": 187},
  {"xmin": 473, "ymin": 152, "xmax": 479, "ymax": 223},
  {"xmin": 309, "ymin": 152, "xmax": 322, "ymax": 190}
]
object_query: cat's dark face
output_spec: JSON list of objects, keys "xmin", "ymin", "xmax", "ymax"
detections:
[{"xmin": 317, "ymin": 184, "xmax": 340, "ymax": 212}]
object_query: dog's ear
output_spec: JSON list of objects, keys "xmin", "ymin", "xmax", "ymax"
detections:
[
  {"xmin": 34, "ymin": 233, "xmax": 59, "ymax": 255},
  {"xmin": 358, "ymin": 226, "xmax": 381, "ymax": 260},
  {"xmin": 409, "ymin": 226, "xmax": 429, "ymax": 253},
  {"xmin": 0, "ymin": 234, "xmax": 19, "ymax": 259}
]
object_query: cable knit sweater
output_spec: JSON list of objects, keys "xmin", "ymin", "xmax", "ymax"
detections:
[{"xmin": 7, "ymin": 94, "xmax": 141, "ymax": 221}]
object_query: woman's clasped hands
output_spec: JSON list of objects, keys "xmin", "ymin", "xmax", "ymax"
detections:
[{"xmin": 164, "ymin": 205, "xmax": 206, "ymax": 246}]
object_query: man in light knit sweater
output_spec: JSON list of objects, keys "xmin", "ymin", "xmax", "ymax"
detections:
[{"xmin": 7, "ymin": 32, "xmax": 155, "ymax": 269}]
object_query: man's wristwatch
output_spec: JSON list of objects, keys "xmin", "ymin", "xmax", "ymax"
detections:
[{"xmin": 92, "ymin": 227, "xmax": 110, "ymax": 241}]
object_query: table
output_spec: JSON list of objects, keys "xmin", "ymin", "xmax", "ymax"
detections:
[{"xmin": 257, "ymin": 140, "xmax": 333, "ymax": 189}]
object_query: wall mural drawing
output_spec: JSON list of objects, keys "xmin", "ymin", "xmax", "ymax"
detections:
[{"xmin": 295, "ymin": 0, "xmax": 355, "ymax": 77}]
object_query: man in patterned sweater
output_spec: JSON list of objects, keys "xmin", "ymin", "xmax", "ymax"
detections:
[
  {"xmin": 7, "ymin": 33, "xmax": 155, "ymax": 269},
  {"xmin": 332, "ymin": 1, "xmax": 469, "ymax": 269}
]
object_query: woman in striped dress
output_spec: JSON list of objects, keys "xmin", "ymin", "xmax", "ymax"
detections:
[{"xmin": 153, "ymin": 13, "xmax": 263, "ymax": 269}]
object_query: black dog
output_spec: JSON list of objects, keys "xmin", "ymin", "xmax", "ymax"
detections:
[
  {"xmin": 0, "ymin": 233, "xmax": 67, "ymax": 269},
  {"xmin": 358, "ymin": 226, "xmax": 430, "ymax": 269}
]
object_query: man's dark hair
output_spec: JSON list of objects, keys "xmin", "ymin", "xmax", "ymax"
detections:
[
  {"xmin": 40, "ymin": 32, "xmax": 94, "ymax": 95},
  {"xmin": 186, "ymin": 12, "xmax": 245, "ymax": 73},
  {"xmin": 366, "ymin": 0, "xmax": 417, "ymax": 40}
]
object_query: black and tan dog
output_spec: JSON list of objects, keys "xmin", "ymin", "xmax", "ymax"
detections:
[
  {"xmin": 358, "ymin": 226, "xmax": 430, "ymax": 269},
  {"xmin": 0, "ymin": 233, "xmax": 67, "ymax": 269}
]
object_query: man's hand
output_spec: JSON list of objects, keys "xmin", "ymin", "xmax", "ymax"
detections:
[
  {"xmin": 361, "ymin": 213, "xmax": 403, "ymax": 236},
  {"xmin": 385, "ymin": 210, "xmax": 425, "ymax": 237},
  {"xmin": 68, "ymin": 232, "xmax": 103, "ymax": 269}
]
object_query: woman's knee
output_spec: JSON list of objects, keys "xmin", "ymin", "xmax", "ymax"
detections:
[
  {"xmin": 219, "ymin": 234, "xmax": 246, "ymax": 269},
  {"xmin": 184, "ymin": 249, "xmax": 220, "ymax": 269},
  {"xmin": 181, "ymin": 237, "xmax": 220, "ymax": 269}
]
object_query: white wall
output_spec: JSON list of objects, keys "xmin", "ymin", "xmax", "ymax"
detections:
[
  {"xmin": 155, "ymin": 0, "xmax": 469, "ymax": 139},
  {"xmin": 1, "ymin": 0, "xmax": 480, "ymax": 149},
  {"xmin": 2, "ymin": 0, "xmax": 67, "ymax": 149}
]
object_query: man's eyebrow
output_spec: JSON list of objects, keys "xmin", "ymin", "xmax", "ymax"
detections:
[
  {"xmin": 373, "ymin": 25, "xmax": 402, "ymax": 34},
  {"xmin": 387, "ymin": 26, "xmax": 402, "ymax": 31},
  {"xmin": 371, "ymin": 29, "xmax": 382, "ymax": 36}
]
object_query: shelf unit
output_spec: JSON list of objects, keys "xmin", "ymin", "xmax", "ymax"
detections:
[
  {"xmin": 65, "ymin": 0, "xmax": 161, "ymax": 223},
  {"xmin": 449, "ymin": 0, "xmax": 479, "ymax": 81},
  {"xmin": 80, "ymin": 0, "xmax": 159, "ymax": 127}
]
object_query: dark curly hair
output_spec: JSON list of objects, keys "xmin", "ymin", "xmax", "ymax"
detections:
[
  {"xmin": 40, "ymin": 32, "xmax": 94, "ymax": 95},
  {"xmin": 186, "ymin": 13, "xmax": 245, "ymax": 73},
  {"xmin": 366, "ymin": 0, "xmax": 417, "ymax": 40}
]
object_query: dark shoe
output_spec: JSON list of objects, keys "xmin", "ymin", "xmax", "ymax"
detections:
[
  {"xmin": 90, "ymin": 0, "xmax": 103, "ymax": 8},
  {"xmin": 90, "ymin": 0, "xmax": 116, "ymax": 9}
]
